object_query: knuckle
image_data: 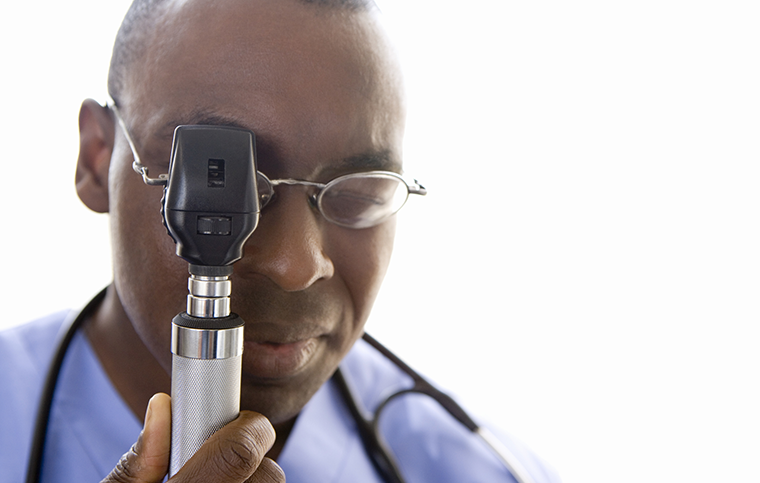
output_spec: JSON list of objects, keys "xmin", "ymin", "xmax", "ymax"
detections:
[
  {"xmin": 104, "ymin": 446, "xmax": 138, "ymax": 483},
  {"xmin": 211, "ymin": 422, "xmax": 268, "ymax": 480},
  {"xmin": 249, "ymin": 458, "xmax": 286, "ymax": 483},
  {"xmin": 214, "ymin": 439, "xmax": 257, "ymax": 479}
]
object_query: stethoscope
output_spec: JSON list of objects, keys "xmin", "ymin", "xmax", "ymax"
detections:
[{"xmin": 25, "ymin": 289, "xmax": 535, "ymax": 483}]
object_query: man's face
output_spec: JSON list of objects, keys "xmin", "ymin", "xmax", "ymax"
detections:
[{"xmin": 107, "ymin": 0, "xmax": 404, "ymax": 424}]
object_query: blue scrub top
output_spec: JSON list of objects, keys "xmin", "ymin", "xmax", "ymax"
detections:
[{"xmin": 0, "ymin": 312, "xmax": 561, "ymax": 483}]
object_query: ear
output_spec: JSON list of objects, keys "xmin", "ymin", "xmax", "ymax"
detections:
[{"xmin": 76, "ymin": 98, "xmax": 114, "ymax": 213}]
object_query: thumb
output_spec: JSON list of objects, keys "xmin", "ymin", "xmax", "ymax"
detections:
[{"xmin": 102, "ymin": 393, "xmax": 171, "ymax": 483}]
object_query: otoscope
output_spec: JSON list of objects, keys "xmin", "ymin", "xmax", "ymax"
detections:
[{"xmin": 161, "ymin": 125, "xmax": 259, "ymax": 476}]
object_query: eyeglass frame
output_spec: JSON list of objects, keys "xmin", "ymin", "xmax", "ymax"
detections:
[{"xmin": 107, "ymin": 98, "xmax": 426, "ymax": 228}]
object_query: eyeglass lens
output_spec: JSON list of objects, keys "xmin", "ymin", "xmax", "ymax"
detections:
[
  {"xmin": 318, "ymin": 174, "xmax": 409, "ymax": 228},
  {"xmin": 258, "ymin": 173, "xmax": 410, "ymax": 229}
]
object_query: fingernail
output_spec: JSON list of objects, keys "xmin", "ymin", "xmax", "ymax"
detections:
[{"xmin": 144, "ymin": 394, "xmax": 157, "ymax": 427}]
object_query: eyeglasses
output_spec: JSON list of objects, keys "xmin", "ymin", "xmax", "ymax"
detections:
[
  {"xmin": 109, "ymin": 101, "xmax": 426, "ymax": 229},
  {"xmin": 255, "ymin": 171, "xmax": 425, "ymax": 228}
]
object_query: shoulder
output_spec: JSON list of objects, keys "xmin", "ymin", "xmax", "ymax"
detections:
[
  {"xmin": 0, "ymin": 311, "xmax": 73, "ymax": 482},
  {"xmin": 340, "ymin": 336, "xmax": 562, "ymax": 483},
  {"xmin": 341, "ymin": 335, "xmax": 416, "ymax": 410},
  {"xmin": 0, "ymin": 311, "xmax": 72, "ymax": 379}
]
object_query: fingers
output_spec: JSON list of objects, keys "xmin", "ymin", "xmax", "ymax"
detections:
[
  {"xmin": 101, "ymin": 393, "xmax": 171, "ymax": 483},
  {"xmin": 246, "ymin": 457, "xmax": 286, "ymax": 483},
  {"xmin": 171, "ymin": 411, "xmax": 285, "ymax": 483},
  {"xmin": 102, "ymin": 394, "xmax": 285, "ymax": 483}
]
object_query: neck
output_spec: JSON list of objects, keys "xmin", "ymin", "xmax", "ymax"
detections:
[
  {"xmin": 84, "ymin": 284, "xmax": 171, "ymax": 422},
  {"xmin": 268, "ymin": 417, "xmax": 296, "ymax": 460}
]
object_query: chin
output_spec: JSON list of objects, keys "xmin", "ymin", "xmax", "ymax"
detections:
[{"xmin": 239, "ymin": 368, "xmax": 331, "ymax": 424}]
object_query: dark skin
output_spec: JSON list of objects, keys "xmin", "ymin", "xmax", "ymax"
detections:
[{"xmin": 74, "ymin": 0, "xmax": 405, "ymax": 481}]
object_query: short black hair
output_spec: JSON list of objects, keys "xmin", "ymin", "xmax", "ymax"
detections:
[
  {"xmin": 107, "ymin": 0, "xmax": 166, "ymax": 105},
  {"xmin": 107, "ymin": 0, "xmax": 378, "ymax": 105}
]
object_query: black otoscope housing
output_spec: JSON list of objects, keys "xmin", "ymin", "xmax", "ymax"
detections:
[
  {"xmin": 162, "ymin": 125, "xmax": 260, "ymax": 267},
  {"xmin": 161, "ymin": 124, "xmax": 259, "ymax": 476}
]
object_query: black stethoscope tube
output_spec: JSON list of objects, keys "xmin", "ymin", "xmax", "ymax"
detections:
[
  {"xmin": 24, "ymin": 291, "xmax": 527, "ymax": 483},
  {"xmin": 25, "ymin": 288, "xmax": 107, "ymax": 483},
  {"xmin": 334, "ymin": 333, "xmax": 489, "ymax": 483}
]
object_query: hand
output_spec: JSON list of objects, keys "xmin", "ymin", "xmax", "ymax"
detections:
[{"xmin": 102, "ymin": 393, "xmax": 285, "ymax": 483}]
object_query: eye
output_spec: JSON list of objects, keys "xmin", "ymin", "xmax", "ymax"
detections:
[
  {"xmin": 318, "ymin": 175, "xmax": 408, "ymax": 228},
  {"xmin": 324, "ymin": 189, "xmax": 385, "ymax": 206}
]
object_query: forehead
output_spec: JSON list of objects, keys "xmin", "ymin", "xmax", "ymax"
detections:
[{"xmin": 121, "ymin": 0, "xmax": 404, "ymax": 176}]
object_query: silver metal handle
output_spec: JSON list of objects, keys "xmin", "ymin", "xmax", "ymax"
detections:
[{"xmin": 169, "ymin": 324, "xmax": 243, "ymax": 476}]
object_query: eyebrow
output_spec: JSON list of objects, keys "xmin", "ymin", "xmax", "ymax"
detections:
[
  {"xmin": 159, "ymin": 111, "xmax": 402, "ymax": 175},
  {"xmin": 333, "ymin": 150, "xmax": 401, "ymax": 174},
  {"xmin": 159, "ymin": 110, "xmax": 251, "ymax": 139}
]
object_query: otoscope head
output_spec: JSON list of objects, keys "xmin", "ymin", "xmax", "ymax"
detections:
[{"xmin": 162, "ymin": 125, "xmax": 259, "ymax": 267}]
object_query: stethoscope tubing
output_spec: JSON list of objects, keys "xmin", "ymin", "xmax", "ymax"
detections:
[
  {"xmin": 343, "ymin": 334, "xmax": 536, "ymax": 483},
  {"xmin": 25, "ymin": 290, "xmax": 534, "ymax": 483},
  {"xmin": 25, "ymin": 289, "xmax": 107, "ymax": 483}
]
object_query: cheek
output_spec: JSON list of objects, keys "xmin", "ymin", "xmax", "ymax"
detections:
[
  {"xmin": 329, "ymin": 219, "xmax": 396, "ymax": 332},
  {"xmin": 108, "ymin": 150, "xmax": 188, "ymax": 367}
]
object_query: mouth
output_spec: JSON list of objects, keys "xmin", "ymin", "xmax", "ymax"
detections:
[{"xmin": 242, "ymin": 337, "xmax": 321, "ymax": 380}]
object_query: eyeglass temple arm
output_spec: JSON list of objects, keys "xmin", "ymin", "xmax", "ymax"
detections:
[
  {"xmin": 268, "ymin": 179, "xmax": 326, "ymax": 188},
  {"xmin": 106, "ymin": 97, "xmax": 168, "ymax": 187},
  {"xmin": 106, "ymin": 97, "xmax": 425, "ymax": 195}
]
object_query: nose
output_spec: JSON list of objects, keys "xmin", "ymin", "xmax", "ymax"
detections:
[{"xmin": 241, "ymin": 188, "xmax": 335, "ymax": 291}]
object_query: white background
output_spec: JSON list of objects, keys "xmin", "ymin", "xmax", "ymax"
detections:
[{"xmin": 2, "ymin": 1, "xmax": 759, "ymax": 482}]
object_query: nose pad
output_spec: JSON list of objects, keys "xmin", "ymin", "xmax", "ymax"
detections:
[{"xmin": 243, "ymin": 188, "xmax": 334, "ymax": 292}]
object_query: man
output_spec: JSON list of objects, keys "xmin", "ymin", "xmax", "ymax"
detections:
[{"xmin": 1, "ymin": 0, "xmax": 560, "ymax": 481}]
